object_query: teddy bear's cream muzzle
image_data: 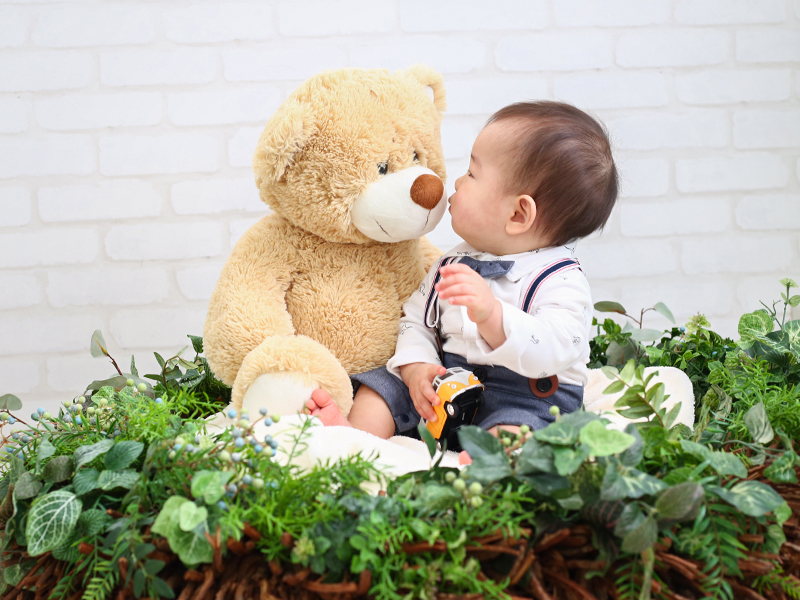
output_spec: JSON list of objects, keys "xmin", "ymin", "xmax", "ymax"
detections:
[{"xmin": 350, "ymin": 166, "xmax": 447, "ymax": 243}]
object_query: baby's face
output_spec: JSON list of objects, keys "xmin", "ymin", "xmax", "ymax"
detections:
[{"xmin": 449, "ymin": 121, "xmax": 519, "ymax": 255}]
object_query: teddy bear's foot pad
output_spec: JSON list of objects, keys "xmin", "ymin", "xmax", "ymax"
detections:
[{"xmin": 242, "ymin": 371, "xmax": 318, "ymax": 417}]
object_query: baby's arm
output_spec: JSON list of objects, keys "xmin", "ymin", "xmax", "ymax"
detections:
[
  {"xmin": 473, "ymin": 270, "xmax": 592, "ymax": 379},
  {"xmin": 435, "ymin": 263, "xmax": 505, "ymax": 349}
]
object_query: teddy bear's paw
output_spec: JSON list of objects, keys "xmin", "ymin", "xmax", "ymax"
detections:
[{"xmin": 241, "ymin": 371, "xmax": 319, "ymax": 417}]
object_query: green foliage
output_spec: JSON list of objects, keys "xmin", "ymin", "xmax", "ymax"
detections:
[{"xmin": 0, "ymin": 285, "xmax": 797, "ymax": 600}]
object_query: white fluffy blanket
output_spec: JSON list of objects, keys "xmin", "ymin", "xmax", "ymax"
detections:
[{"xmin": 208, "ymin": 367, "xmax": 694, "ymax": 479}]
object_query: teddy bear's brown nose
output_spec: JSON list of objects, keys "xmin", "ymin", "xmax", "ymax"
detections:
[{"xmin": 410, "ymin": 174, "xmax": 444, "ymax": 210}]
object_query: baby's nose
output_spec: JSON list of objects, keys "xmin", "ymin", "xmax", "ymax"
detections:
[{"xmin": 410, "ymin": 174, "xmax": 444, "ymax": 210}]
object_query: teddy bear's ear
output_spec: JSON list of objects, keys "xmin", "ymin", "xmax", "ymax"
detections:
[
  {"xmin": 253, "ymin": 100, "xmax": 317, "ymax": 185},
  {"xmin": 402, "ymin": 64, "xmax": 446, "ymax": 116}
]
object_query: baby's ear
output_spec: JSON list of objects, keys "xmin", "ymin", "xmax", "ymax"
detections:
[
  {"xmin": 253, "ymin": 100, "xmax": 318, "ymax": 185},
  {"xmin": 402, "ymin": 63, "xmax": 446, "ymax": 116}
]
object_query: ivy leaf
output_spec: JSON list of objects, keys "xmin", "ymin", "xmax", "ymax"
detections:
[
  {"xmin": 594, "ymin": 301, "xmax": 626, "ymax": 314},
  {"xmin": 42, "ymin": 456, "xmax": 73, "ymax": 484},
  {"xmin": 25, "ymin": 490, "xmax": 82, "ymax": 556},
  {"xmin": 178, "ymin": 503, "xmax": 208, "ymax": 532},
  {"xmin": 708, "ymin": 480, "xmax": 785, "ymax": 517},
  {"xmin": 534, "ymin": 421, "xmax": 579, "ymax": 446},
  {"xmin": 457, "ymin": 426, "xmax": 503, "ymax": 458},
  {"xmin": 519, "ymin": 473, "xmax": 571, "ymax": 496},
  {"xmin": 417, "ymin": 423, "xmax": 437, "ymax": 459},
  {"xmin": 653, "ymin": 302, "xmax": 675, "ymax": 324},
  {"xmin": 0, "ymin": 394, "xmax": 23, "ymax": 411},
  {"xmin": 190, "ymin": 471, "xmax": 234, "ymax": 505},
  {"xmin": 553, "ymin": 444, "xmax": 590, "ymax": 476},
  {"xmin": 152, "ymin": 496, "xmax": 190, "ymax": 538},
  {"xmin": 764, "ymin": 452, "xmax": 799, "ymax": 484},
  {"xmin": 517, "ymin": 438, "xmax": 556, "ymax": 475},
  {"xmin": 74, "ymin": 439, "xmax": 114, "ymax": 470},
  {"xmin": 104, "ymin": 441, "xmax": 144, "ymax": 471},
  {"xmin": 465, "ymin": 453, "xmax": 513, "ymax": 485},
  {"xmin": 579, "ymin": 420, "xmax": 635, "ymax": 457},
  {"xmin": 90, "ymin": 330, "xmax": 109, "ymax": 358},
  {"xmin": 621, "ymin": 516, "xmax": 657, "ymax": 553},
  {"xmin": 743, "ymin": 401, "xmax": 774, "ymax": 445},
  {"xmin": 654, "ymin": 482, "xmax": 704, "ymax": 520}
]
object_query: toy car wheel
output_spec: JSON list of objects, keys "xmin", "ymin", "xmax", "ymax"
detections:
[{"xmin": 445, "ymin": 402, "xmax": 459, "ymax": 418}]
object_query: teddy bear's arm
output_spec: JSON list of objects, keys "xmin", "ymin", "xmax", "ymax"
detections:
[{"xmin": 203, "ymin": 217, "xmax": 295, "ymax": 387}]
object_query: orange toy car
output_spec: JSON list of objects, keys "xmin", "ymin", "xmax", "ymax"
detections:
[{"xmin": 424, "ymin": 367, "xmax": 485, "ymax": 449}]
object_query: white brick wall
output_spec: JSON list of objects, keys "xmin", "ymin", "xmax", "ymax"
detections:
[{"xmin": 0, "ymin": 0, "xmax": 798, "ymax": 410}]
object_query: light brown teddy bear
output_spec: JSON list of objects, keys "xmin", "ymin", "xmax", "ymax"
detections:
[{"xmin": 203, "ymin": 65, "xmax": 448, "ymax": 419}]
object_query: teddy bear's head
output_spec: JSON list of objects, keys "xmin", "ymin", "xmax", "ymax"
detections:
[{"xmin": 252, "ymin": 65, "xmax": 448, "ymax": 244}]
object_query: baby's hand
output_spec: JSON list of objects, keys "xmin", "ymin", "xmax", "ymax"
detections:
[
  {"xmin": 399, "ymin": 362, "xmax": 447, "ymax": 422},
  {"xmin": 436, "ymin": 263, "xmax": 500, "ymax": 325}
]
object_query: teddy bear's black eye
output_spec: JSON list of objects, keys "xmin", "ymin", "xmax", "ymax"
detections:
[
  {"xmin": 413, "ymin": 151, "xmax": 419, "ymax": 163},
  {"xmin": 378, "ymin": 162, "xmax": 388, "ymax": 176}
]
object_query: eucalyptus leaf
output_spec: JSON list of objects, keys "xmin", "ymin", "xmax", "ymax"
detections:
[
  {"xmin": 0, "ymin": 394, "xmax": 22, "ymax": 412},
  {"xmin": 619, "ymin": 424, "xmax": 644, "ymax": 467},
  {"xmin": 629, "ymin": 328, "xmax": 665, "ymax": 343},
  {"xmin": 594, "ymin": 301, "xmax": 626, "ymax": 314},
  {"xmin": 90, "ymin": 330, "xmax": 109, "ymax": 358},
  {"xmin": 653, "ymin": 302, "xmax": 675, "ymax": 324}
]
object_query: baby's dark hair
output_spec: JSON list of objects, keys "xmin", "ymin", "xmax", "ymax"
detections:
[{"xmin": 486, "ymin": 101, "xmax": 618, "ymax": 247}]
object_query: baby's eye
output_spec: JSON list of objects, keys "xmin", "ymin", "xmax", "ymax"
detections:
[
  {"xmin": 466, "ymin": 170, "xmax": 473, "ymax": 177},
  {"xmin": 378, "ymin": 162, "xmax": 388, "ymax": 176}
]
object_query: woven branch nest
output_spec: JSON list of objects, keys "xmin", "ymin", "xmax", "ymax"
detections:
[{"xmin": 3, "ymin": 468, "xmax": 800, "ymax": 600}]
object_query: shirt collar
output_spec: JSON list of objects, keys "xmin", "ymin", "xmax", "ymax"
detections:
[{"xmin": 447, "ymin": 242, "xmax": 578, "ymax": 283}]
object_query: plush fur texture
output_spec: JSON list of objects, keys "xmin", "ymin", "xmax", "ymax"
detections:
[{"xmin": 203, "ymin": 65, "xmax": 448, "ymax": 417}]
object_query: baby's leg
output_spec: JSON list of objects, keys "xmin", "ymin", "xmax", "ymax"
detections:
[{"xmin": 305, "ymin": 385, "xmax": 396, "ymax": 439}]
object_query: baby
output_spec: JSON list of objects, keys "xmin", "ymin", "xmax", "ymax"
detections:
[{"xmin": 308, "ymin": 100, "xmax": 618, "ymax": 440}]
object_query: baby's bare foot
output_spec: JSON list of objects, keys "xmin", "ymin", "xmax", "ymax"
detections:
[{"xmin": 305, "ymin": 389, "xmax": 351, "ymax": 427}]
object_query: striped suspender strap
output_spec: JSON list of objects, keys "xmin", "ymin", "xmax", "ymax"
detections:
[
  {"xmin": 424, "ymin": 256, "xmax": 458, "ymax": 328},
  {"xmin": 521, "ymin": 259, "xmax": 582, "ymax": 314}
]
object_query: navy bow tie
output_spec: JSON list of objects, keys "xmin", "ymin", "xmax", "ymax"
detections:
[{"xmin": 457, "ymin": 256, "xmax": 515, "ymax": 278}]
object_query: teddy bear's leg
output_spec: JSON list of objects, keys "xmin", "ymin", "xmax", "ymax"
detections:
[{"xmin": 231, "ymin": 333, "xmax": 354, "ymax": 418}]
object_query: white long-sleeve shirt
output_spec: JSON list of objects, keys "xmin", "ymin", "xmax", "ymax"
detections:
[{"xmin": 386, "ymin": 242, "xmax": 593, "ymax": 386}]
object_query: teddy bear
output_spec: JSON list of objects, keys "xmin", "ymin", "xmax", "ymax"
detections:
[{"xmin": 203, "ymin": 65, "xmax": 449, "ymax": 419}]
